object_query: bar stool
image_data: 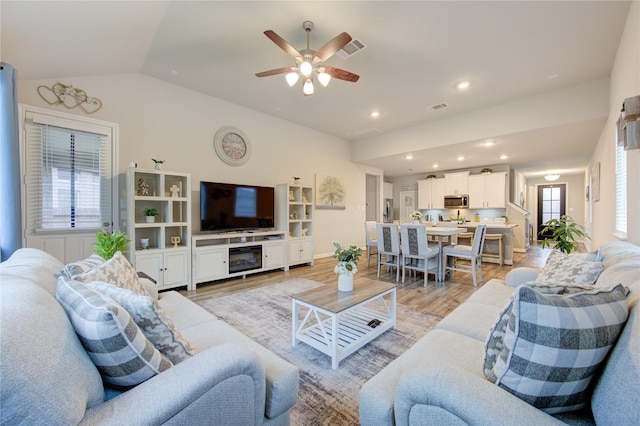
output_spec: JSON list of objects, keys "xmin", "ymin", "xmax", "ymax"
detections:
[
  {"xmin": 457, "ymin": 231, "xmax": 474, "ymax": 245},
  {"xmin": 483, "ymin": 233, "xmax": 504, "ymax": 266}
]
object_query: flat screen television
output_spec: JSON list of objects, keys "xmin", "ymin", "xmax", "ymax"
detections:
[{"xmin": 200, "ymin": 181, "xmax": 275, "ymax": 232}]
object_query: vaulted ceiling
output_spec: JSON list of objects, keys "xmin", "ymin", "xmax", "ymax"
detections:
[{"xmin": 1, "ymin": 1, "xmax": 632, "ymax": 177}]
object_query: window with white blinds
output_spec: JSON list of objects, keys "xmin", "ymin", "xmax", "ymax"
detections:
[
  {"xmin": 615, "ymin": 141, "xmax": 627, "ymax": 236},
  {"xmin": 25, "ymin": 112, "xmax": 113, "ymax": 231}
]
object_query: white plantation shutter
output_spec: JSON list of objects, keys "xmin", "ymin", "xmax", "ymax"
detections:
[{"xmin": 25, "ymin": 112, "xmax": 112, "ymax": 231}]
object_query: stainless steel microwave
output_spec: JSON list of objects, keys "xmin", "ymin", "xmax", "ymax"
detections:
[{"xmin": 444, "ymin": 195, "xmax": 469, "ymax": 208}]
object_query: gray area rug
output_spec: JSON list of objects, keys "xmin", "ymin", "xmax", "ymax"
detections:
[{"xmin": 196, "ymin": 278, "xmax": 443, "ymax": 426}]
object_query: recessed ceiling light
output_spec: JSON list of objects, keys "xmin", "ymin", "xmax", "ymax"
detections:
[
  {"xmin": 370, "ymin": 111, "xmax": 380, "ymax": 118},
  {"xmin": 483, "ymin": 140, "xmax": 494, "ymax": 147},
  {"xmin": 457, "ymin": 81, "xmax": 471, "ymax": 90},
  {"xmin": 433, "ymin": 164, "xmax": 439, "ymax": 168},
  {"xmin": 405, "ymin": 154, "xmax": 413, "ymax": 160},
  {"xmin": 457, "ymin": 155, "xmax": 464, "ymax": 161},
  {"xmin": 500, "ymin": 154, "xmax": 508, "ymax": 160}
]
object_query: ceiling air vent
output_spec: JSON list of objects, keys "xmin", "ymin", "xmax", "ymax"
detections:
[
  {"xmin": 351, "ymin": 128, "xmax": 382, "ymax": 139},
  {"xmin": 427, "ymin": 102, "xmax": 449, "ymax": 111},
  {"xmin": 337, "ymin": 38, "xmax": 367, "ymax": 59}
]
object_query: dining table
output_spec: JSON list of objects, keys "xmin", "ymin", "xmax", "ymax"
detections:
[{"xmin": 424, "ymin": 226, "xmax": 466, "ymax": 281}]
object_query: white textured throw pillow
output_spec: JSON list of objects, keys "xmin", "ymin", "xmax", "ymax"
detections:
[
  {"xmin": 73, "ymin": 251, "xmax": 149, "ymax": 296},
  {"xmin": 537, "ymin": 250, "xmax": 603, "ymax": 285},
  {"xmin": 88, "ymin": 281, "xmax": 197, "ymax": 364},
  {"xmin": 488, "ymin": 283, "xmax": 629, "ymax": 414}
]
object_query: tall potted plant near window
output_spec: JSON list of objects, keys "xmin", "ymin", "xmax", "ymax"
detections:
[{"xmin": 539, "ymin": 215, "xmax": 589, "ymax": 254}]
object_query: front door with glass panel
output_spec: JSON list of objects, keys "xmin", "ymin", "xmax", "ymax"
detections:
[{"xmin": 536, "ymin": 184, "xmax": 566, "ymax": 240}]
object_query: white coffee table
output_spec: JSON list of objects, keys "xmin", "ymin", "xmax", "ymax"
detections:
[{"xmin": 291, "ymin": 281, "xmax": 396, "ymax": 369}]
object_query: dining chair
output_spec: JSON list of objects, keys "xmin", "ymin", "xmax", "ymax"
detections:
[
  {"xmin": 443, "ymin": 224, "xmax": 487, "ymax": 287},
  {"xmin": 400, "ymin": 224, "xmax": 440, "ymax": 287},
  {"xmin": 376, "ymin": 223, "xmax": 402, "ymax": 282},
  {"xmin": 364, "ymin": 221, "xmax": 378, "ymax": 267}
]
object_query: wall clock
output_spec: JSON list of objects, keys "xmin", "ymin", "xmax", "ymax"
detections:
[{"xmin": 213, "ymin": 127, "xmax": 251, "ymax": 166}]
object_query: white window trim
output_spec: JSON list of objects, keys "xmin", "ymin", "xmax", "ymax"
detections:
[{"xmin": 19, "ymin": 104, "xmax": 119, "ymax": 240}]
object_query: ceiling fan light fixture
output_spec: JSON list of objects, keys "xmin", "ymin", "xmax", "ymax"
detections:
[
  {"xmin": 318, "ymin": 72, "xmax": 331, "ymax": 87},
  {"xmin": 303, "ymin": 78, "xmax": 314, "ymax": 95},
  {"xmin": 285, "ymin": 72, "xmax": 299, "ymax": 87},
  {"xmin": 299, "ymin": 61, "xmax": 313, "ymax": 77}
]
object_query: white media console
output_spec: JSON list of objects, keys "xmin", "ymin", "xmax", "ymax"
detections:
[{"xmin": 191, "ymin": 231, "xmax": 287, "ymax": 286}]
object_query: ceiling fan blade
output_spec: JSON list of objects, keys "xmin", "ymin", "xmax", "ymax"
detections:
[
  {"xmin": 263, "ymin": 30, "xmax": 303, "ymax": 61},
  {"xmin": 313, "ymin": 32, "xmax": 352, "ymax": 64},
  {"xmin": 255, "ymin": 67, "xmax": 296, "ymax": 78},
  {"xmin": 322, "ymin": 66, "xmax": 360, "ymax": 83}
]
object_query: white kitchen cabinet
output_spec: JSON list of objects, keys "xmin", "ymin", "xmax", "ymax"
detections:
[
  {"xmin": 418, "ymin": 178, "xmax": 445, "ymax": 209},
  {"xmin": 468, "ymin": 173, "xmax": 506, "ymax": 208},
  {"xmin": 444, "ymin": 171, "xmax": 469, "ymax": 195},
  {"xmin": 383, "ymin": 182, "xmax": 393, "ymax": 199}
]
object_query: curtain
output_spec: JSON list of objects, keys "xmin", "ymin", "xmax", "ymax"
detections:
[{"xmin": 0, "ymin": 63, "xmax": 22, "ymax": 261}]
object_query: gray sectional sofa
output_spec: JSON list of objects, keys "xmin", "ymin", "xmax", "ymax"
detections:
[
  {"xmin": 360, "ymin": 240, "xmax": 640, "ymax": 425},
  {"xmin": 0, "ymin": 248, "xmax": 299, "ymax": 425}
]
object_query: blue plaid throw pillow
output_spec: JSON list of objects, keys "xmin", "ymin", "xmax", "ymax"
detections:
[{"xmin": 490, "ymin": 283, "xmax": 629, "ymax": 414}]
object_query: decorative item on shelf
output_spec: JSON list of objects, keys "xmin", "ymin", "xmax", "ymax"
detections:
[
  {"xmin": 539, "ymin": 215, "xmax": 589, "ymax": 254},
  {"xmin": 137, "ymin": 178, "xmax": 150, "ymax": 196},
  {"xmin": 426, "ymin": 174, "xmax": 437, "ymax": 179},
  {"xmin": 170, "ymin": 184, "xmax": 180, "ymax": 198},
  {"xmin": 140, "ymin": 238, "xmax": 150, "ymax": 250},
  {"xmin": 332, "ymin": 242, "xmax": 363, "ymax": 292},
  {"xmin": 94, "ymin": 229, "xmax": 130, "ymax": 260},
  {"xmin": 302, "ymin": 194, "xmax": 308, "ymax": 203},
  {"xmin": 409, "ymin": 211, "xmax": 423, "ymax": 224},
  {"xmin": 152, "ymin": 159, "xmax": 164, "ymax": 170},
  {"xmin": 170, "ymin": 236, "xmax": 181, "ymax": 248},
  {"xmin": 481, "ymin": 167, "xmax": 493, "ymax": 174},
  {"xmin": 293, "ymin": 176, "xmax": 301, "ymax": 185},
  {"xmin": 37, "ymin": 81, "xmax": 103, "ymax": 114},
  {"xmin": 144, "ymin": 208, "xmax": 159, "ymax": 223},
  {"xmin": 289, "ymin": 190, "xmax": 295, "ymax": 201}
]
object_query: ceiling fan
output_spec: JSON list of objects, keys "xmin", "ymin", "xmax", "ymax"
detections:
[{"xmin": 255, "ymin": 21, "xmax": 360, "ymax": 96}]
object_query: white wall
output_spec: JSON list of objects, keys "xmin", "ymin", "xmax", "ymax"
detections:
[
  {"xmin": 17, "ymin": 74, "xmax": 381, "ymax": 258},
  {"xmin": 587, "ymin": 2, "xmax": 640, "ymax": 247}
]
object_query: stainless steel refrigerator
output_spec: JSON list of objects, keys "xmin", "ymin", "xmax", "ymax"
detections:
[{"xmin": 383, "ymin": 198, "xmax": 393, "ymax": 223}]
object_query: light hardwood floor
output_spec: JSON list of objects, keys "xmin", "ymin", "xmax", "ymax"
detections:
[{"xmin": 181, "ymin": 244, "xmax": 553, "ymax": 317}]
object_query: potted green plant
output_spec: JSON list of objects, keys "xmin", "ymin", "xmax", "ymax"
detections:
[
  {"xmin": 539, "ymin": 215, "xmax": 589, "ymax": 254},
  {"xmin": 144, "ymin": 208, "xmax": 159, "ymax": 223},
  {"xmin": 481, "ymin": 167, "xmax": 493, "ymax": 174},
  {"xmin": 94, "ymin": 229, "xmax": 130, "ymax": 260},
  {"xmin": 426, "ymin": 174, "xmax": 437, "ymax": 179}
]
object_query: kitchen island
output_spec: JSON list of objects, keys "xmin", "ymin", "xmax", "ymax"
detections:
[
  {"xmin": 457, "ymin": 222, "xmax": 517, "ymax": 266},
  {"xmin": 431, "ymin": 221, "xmax": 517, "ymax": 266}
]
